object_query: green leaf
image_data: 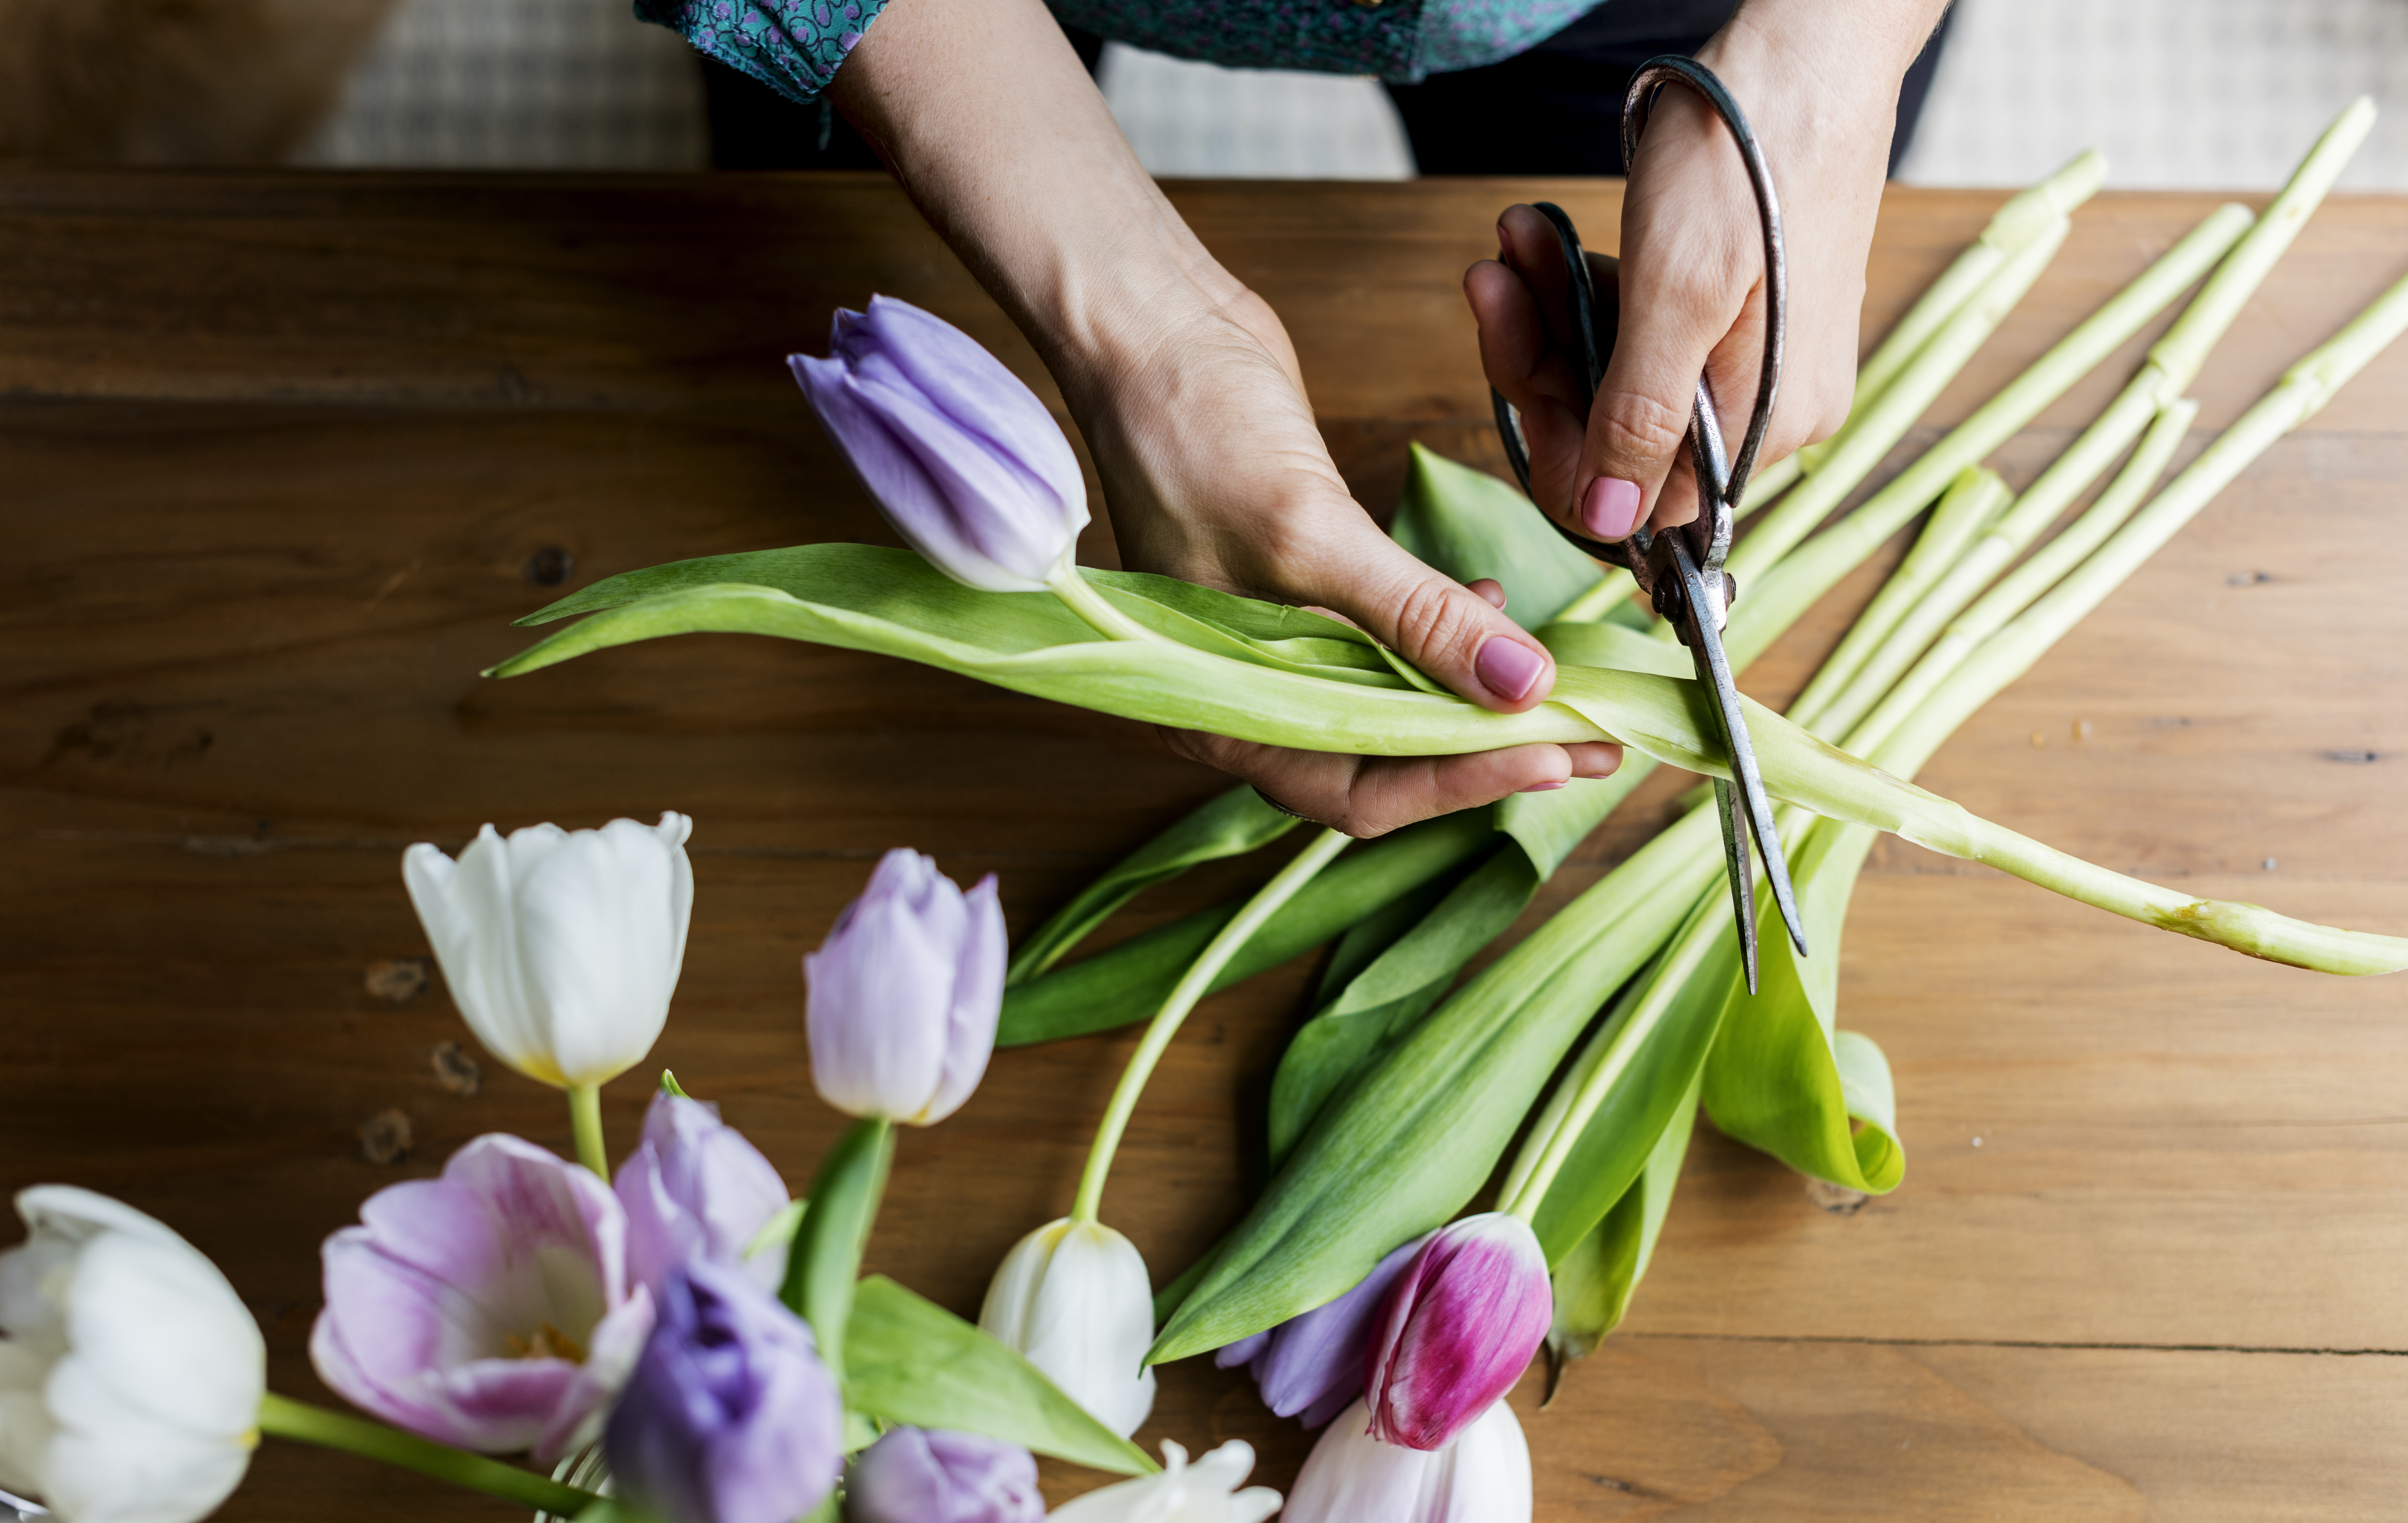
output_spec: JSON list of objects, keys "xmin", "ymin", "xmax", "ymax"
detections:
[
  {"xmin": 1700, "ymin": 819, "xmax": 1904, "ymax": 1192},
  {"xmin": 1265, "ymin": 843, "xmax": 1521, "ymax": 1166},
  {"xmin": 1547, "ymin": 1072, "xmax": 1700, "ymax": 1369},
  {"xmin": 1007, "ymin": 785, "xmax": 1301, "ymax": 986},
  {"xmin": 844, "ymin": 1276, "xmax": 1157, "ymax": 1476},
  {"xmin": 1148, "ymin": 807, "xmax": 1731, "ymax": 1364},
  {"xmin": 781, "ymin": 1117, "xmax": 894, "ymax": 1380},
  {"xmin": 1524, "ymin": 892, "xmax": 1740, "ymax": 1265},
  {"xmin": 997, "ymin": 811, "xmax": 1494, "ymax": 1046},
  {"xmin": 1390, "ymin": 444, "xmax": 1611, "ymax": 630}
]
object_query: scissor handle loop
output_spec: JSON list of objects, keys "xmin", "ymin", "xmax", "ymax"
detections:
[{"xmin": 1621, "ymin": 55, "xmax": 1786, "ymax": 513}]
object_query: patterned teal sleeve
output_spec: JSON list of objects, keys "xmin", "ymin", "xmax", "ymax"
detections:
[{"xmin": 635, "ymin": 0, "xmax": 885, "ymax": 103}]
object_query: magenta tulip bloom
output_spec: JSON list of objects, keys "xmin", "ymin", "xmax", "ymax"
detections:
[
  {"xmin": 604, "ymin": 1259, "xmax": 843, "ymax": 1523},
  {"xmin": 1361, "ymin": 1213, "xmax": 1550, "ymax": 1451},
  {"xmin": 847, "ymin": 1427, "xmax": 1044, "ymax": 1523},
  {"xmin": 804, "ymin": 849, "xmax": 1005, "ymax": 1126},
  {"xmin": 615, "ymin": 1092, "xmax": 791, "ymax": 1300},
  {"xmin": 311, "ymin": 1135, "xmax": 654, "ymax": 1461},
  {"xmin": 1217, "ymin": 1237, "xmax": 1422, "ymax": 1430},
  {"xmin": 790, "ymin": 295, "xmax": 1087, "ymax": 594}
]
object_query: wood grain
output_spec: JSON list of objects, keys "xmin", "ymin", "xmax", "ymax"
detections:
[{"xmin": 4, "ymin": 169, "xmax": 2407, "ymax": 1519}]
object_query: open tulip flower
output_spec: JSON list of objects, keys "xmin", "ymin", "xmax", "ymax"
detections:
[
  {"xmin": 804, "ymin": 847, "xmax": 1005, "ymax": 1127},
  {"xmin": 1363, "ymin": 1212, "xmax": 1552, "ymax": 1451},
  {"xmin": 1284, "ymin": 1398, "xmax": 1531, "ymax": 1523},
  {"xmin": 846, "ymin": 1426, "xmax": 1044, "ymax": 1523},
  {"xmin": 791, "ymin": 295, "xmax": 1087, "ymax": 596},
  {"xmin": 603, "ymin": 1259, "xmax": 842, "ymax": 1523},
  {"xmin": 0, "ymin": 1187, "xmax": 266, "ymax": 1523},
  {"xmin": 311, "ymin": 1134, "xmax": 653, "ymax": 1463},
  {"xmin": 978, "ymin": 1218, "xmax": 1155, "ymax": 1439},
  {"xmin": 403, "ymin": 813, "xmax": 693, "ymax": 1094},
  {"xmin": 1215, "ymin": 1236, "xmax": 1422, "ymax": 1430},
  {"xmin": 1044, "ymin": 1439, "xmax": 1281, "ymax": 1523},
  {"xmin": 614, "ymin": 1091, "xmax": 791, "ymax": 1298}
]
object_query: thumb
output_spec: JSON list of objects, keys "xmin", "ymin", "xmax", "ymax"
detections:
[
  {"xmin": 1574, "ymin": 264, "xmax": 1727, "ymax": 542},
  {"xmin": 1302, "ymin": 532, "xmax": 1557, "ymax": 713}
]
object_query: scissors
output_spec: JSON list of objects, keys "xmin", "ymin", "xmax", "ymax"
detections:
[{"xmin": 1489, "ymin": 55, "xmax": 1806, "ymax": 994}]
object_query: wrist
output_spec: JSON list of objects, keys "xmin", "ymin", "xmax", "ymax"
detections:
[{"xmin": 1706, "ymin": 0, "xmax": 1945, "ymax": 126}]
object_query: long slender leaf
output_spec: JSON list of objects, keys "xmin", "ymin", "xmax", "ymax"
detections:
[
  {"xmin": 1546, "ymin": 1072, "xmax": 1701, "ymax": 1368},
  {"xmin": 1007, "ymin": 785, "xmax": 1300, "ymax": 985},
  {"xmin": 996, "ymin": 810, "xmax": 1495, "ymax": 1046},
  {"xmin": 844, "ymin": 1276, "xmax": 1156, "ymax": 1476},
  {"xmin": 1390, "ymin": 444, "xmax": 1639, "ymax": 631}
]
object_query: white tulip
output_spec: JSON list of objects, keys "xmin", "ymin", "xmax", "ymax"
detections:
[
  {"xmin": 0, "ymin": 1188, "xmax": 266, "ymax": 1523},
  {"xmin": 403, "ymin": 813, "xmax": 693, "ymax": 1089},
  {"xmin": 1047, "ymin": 1439, "xmax": 1280, "ymax": 1523},
  {"xmin": 1283, "ymin": 1397, "xmax": 1531, "ymax": 1523},
  {"xmin": 977, "ymin": 1218, "xmax": 1155, "ymax": 1438}
]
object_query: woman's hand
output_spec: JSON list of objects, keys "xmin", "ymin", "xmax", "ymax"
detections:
[
  {"xmin": 833, "ymin": 0, "xmax": 1620, "ymax": 836},
  {"xmin": 1468, "ymin": 0, "xmax": 1950, "ymax": 543}
]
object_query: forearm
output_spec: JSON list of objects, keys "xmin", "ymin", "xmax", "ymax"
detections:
[
  {"xmin": 827, "ymin": 0, "xmax": 1244, "ymax": 410},
  {"xmin": 1707, "ymin": 0, "xmax": 1953, "ymax": 130}
]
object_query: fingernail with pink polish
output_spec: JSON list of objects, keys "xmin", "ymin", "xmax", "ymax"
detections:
[
  {"xmin": 1580, "ymin": 477, "xmax": 1645, "ymax": 540},
  {"xmin": 1474, "ymin": 637, "xmax": 1548, "ymax": 703},
  {"xmin": 1518, "ymin": 780, "xmax": 1568, "ymax": 793}
]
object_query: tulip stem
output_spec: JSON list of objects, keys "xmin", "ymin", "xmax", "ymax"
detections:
[
  {"xmin": 568, "ymin": 1084, "xmax": 608, "ymax": 1178},
  {"xmin": 1047, "ymin": 564, "xmax": 1166, "ymax": 644},
  {"xmin": 255, "ymin": 1393, "xmax": 601, "ymax": 1515},
  {"xmin": 1072, "ymin": 826, "xmax": 1352, "ymax": 1224}
]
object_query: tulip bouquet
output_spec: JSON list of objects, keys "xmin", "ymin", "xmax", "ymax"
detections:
[
  {"xmin": 0, "ymin": 829, "xmax": 1284, "ymax": 1523},
  {"xmin": 456, "ymin": 97, "xmax": 2408, "ymax": 1521}
]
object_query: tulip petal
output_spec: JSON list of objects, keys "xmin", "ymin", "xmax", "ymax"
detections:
[
  {"xmin": 923, "ymin": 873, "xmax": 1005, "ymax": 1125},
  {"xmin": 1011, "ymin": 1223, "xmax": 1155, "ymax": 1439},
  {"xmin": 517, "ymin": 818, "xmax": 685, "ymax": 1088},
  {"xmin": 1285, "ymin": 1398, "xmax": 1529, "ymax": 1523}
]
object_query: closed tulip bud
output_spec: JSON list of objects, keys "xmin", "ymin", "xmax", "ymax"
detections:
[
  {"xmin": 791, "ymin": 295, "xmax": 1087, "ymax": 595},
  {"xmin": 0, "ymin": 1188, "xmax": 266, "ymax": 1523},
  {"xmin": 1362, "ymin": 1213, "xmax": 1550, "ymax": 1451},
  {"xmin": 1283, "ymin": 1398, "xmax": 1530, "ymax": 1523},
  {"xmin": 976, "ymin": 1218, "xmax": 1154, "ymax": 1439},
  {"xmin": 614, "ymin": 1092, "xmax": 792, "ymax": 1299},
  {"xmin": 403, "ymin": 813, "xmax": 693, "ymax": 1090},
  {"xmin": 605, "ymin": 1259, "xmax": 843, "ymax": 1523},
  {"xmin": 846, "ymin": 1426, "xmax": 1043, "ymax": 1523},
  {"xmin": 1045, "ymin": 1439, "xmax": 1281, "ymax": 1523},
  {"xmin": 1215, "ymin": 1237, "xmax": 1421, "ymax": 1430},
  {"xmin": 804, "ymin": 849, "xmax": 1005, "ymax": 1126}
]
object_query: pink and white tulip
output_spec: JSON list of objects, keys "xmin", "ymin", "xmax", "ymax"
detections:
[
  {"xmin": 1284, "ymin": 1398, "xmax": 1530, "ymax": 1523},
  {"xmin": 311, "ymin": 1135, "xmax": 653, "ymax": 1462},
  {"xmin": 1362, "ymin": 1212, "xmax": 1550, "ymax": 1451}
]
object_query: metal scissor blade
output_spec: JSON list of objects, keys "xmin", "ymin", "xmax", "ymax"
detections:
[
  {"xmin": 1713, "ymin": 776, "xmax": 1760, "ymax": 994},
  {"xmin": 1667, "ymin": 535, "xmax": 1809, "ymax": 965}
]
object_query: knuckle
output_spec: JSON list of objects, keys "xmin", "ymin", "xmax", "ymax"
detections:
[
  {"xmin": 1594, "ymin": 387, "xmax": 1691, "ymax": 463},
  {"xmin": 1386, "ymin": 575, "xmax": 1487, "ymax": 670}
]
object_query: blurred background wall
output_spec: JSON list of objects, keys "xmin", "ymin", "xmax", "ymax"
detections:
[{"xmin": 6, "ymin": 0, "xmax": 2408, "ymax": 187}]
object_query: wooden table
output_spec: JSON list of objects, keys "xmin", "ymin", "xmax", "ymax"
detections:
[{"xmin": 6, "ymin": 168, "xmax": 2407, "ymax": 1520}]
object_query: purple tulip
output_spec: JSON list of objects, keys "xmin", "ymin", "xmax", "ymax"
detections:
[
  {"xmin": 1216, "ymin": 1237, "xmax": 1422, "ymax": 1430},
  {"xmin": 846, "ymin": 1427, "xmax": 1045, "ymax": 1523},
  {"xmin": 311, "ymin": 1135, "xmax": 654, "ymax": 1461},
  {"xmin": 605, "ymin": 1258, "xmax": 844, "ymax": 1523},
  {"xmin": 805, "ymin": 849, "xmax": 1006, "ymax": 1126},
  {"xmin": 615, "ymin": 1092, "xmax": 792, "ymax": 1300},
  {"xmin": 1361, "ymin": 1213, "xmax": 1551, "ymax": 1451},
  {"xmin": 791, "ymin": 295, "xmax": 1088, "ymax": 594}
]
